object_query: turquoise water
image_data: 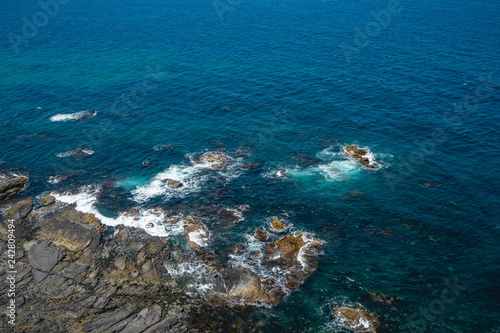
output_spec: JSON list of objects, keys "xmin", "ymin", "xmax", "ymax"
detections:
[{"xmin": 1, "ymin": 0, "xmax": 499, "ymax": 331}]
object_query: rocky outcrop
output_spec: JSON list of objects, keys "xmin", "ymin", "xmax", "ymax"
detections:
[
  {"xmin": 240, "ymin": 161, "xmax": 259, "ymax": 170},
  {"xmin": 162, "ymin": 179, "xmax": 183, "ymax": 188},
  {"xmin": 2, "ymin": 197, "xmax": 33, "ymax": 220},
  {"xmin": 344, "ymin": 145, "xmax": 377, "ymax": 169},
  {"xmin": 269, "ymin": 218, "xmax": 289, "ymax": 232},
  {"xmin": 0, "ymin": 198, "xmax": 193, "ymax": 333},
  {"xmin": 0, "ymin": 175, "xmax": 326, "ymax": 331},
  {"xmin": 333, "ymin": 306, "xmax": 379, "ymax": 332},
  {"xmin": 0, "ymin": 174, "xmax": 28, "ymax": 201},
  {"xmin": 184, "ymin": 217, "xmax": 210, "ymax": 250},
  {"xmin": 255, "ymin": 229, "xmax": 268, "ymax": 242},
  {"xmin": 264, "ymin": 233, "xmax": 322, "ymax": 290},
  {"xmin": 193, "ymin": 152, "xmax": 231, "ymax": 169},
  {"xmin": 210, "ymin": 266, "xmax": 279, "ymax": 306}
]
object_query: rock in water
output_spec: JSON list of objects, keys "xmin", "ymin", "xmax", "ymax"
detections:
[
  {"xmin": 276, "ymin": 169, "xmax": 288, "ymax": 177},
  {"xmin": 255, "ymin": 229, "xmax": 269, "ymax": 242},
  {"xmin": 193, "ymin": 152, "xmax": 231, "ymax": 169},
  {"xmin": 211, "ymin": 266, "xmax": 279, "ymax": 306},
  {"xmin": 264, "ymin": 233, "xmax": 322, "ymax": 289},
  {"xmin": 0, "ymin": 174, "xmax": 28, "ymax": 201},
  {"xmin": 184, "ymin": 217, "xmax": 210, "ymax": 249},
  {"xmin": 344, "ymin": 145, "xmax": 377, "ymax": 169},
  {"xmin": 2, "ymin": 197, "xmax": 34, "ymax": 219},
  {"xmin": 333, "ymin": 306, "xmax": 379, "ymax": 332},
  {"xmin": 269, "ymin": 218, "xmax": 289, "ymax": 232},
  {"xmin": 162, "ymin": 179, "xmax": 183, "ymax": 188}
]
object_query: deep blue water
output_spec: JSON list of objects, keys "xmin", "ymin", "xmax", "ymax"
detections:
[{"xmin": 1, "ymin": 0, "xmax": 500, "ymax": 331}]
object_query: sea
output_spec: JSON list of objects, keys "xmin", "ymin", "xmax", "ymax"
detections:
[{"xmin": 1, "ymin": 0, "xmax": 499, "ymax": 331}]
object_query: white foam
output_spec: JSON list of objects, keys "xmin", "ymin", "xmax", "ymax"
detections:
[
  {"xmin": 50, "ymin": 110, "xmax": 98, "ymax": 122},
  {"xmin": 340, "ymin": 144, "xmax": 384, "ymax": 169},
  {"xmin": 164, "ymin": 256, "xmax": 208, "ymax": 278},
  {"xmin": 131, "ymin": 152, "xmax": 245, "ymax": 204},
  {"xmin": 52, "ymin": 186, "xmax": 184, "ymax": 238},
  {"xmin": 56, "ymin": 148, "xmax": 94, "ymax": 158},
  {"xmin": 297, "ymin": 234, "xmax": 321, "ymax": 269},
  {"xmin": 188, "ymin": 228, "xmax": 210, "ymax": 247},
  {"xmin": 131, "ymin": 164, "xmax": 205, "ymax": 203},
  {"xmin": 47, "ymin": 176, "xmax": 62, "ymax": 184}
]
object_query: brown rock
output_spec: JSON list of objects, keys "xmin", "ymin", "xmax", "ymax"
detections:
[
  {"xmin": 193, "ymin": 153, "xmax": 231, "ymax": 169},
  {"xmin": 0, "ymin": 174, "xmax": 28, "ymax": 201},
  {"xmin": 269, "ymin": 218, "xmax": 289, "ymax": 232},
  {"xmin": 345, "ymin": 145, "xmax": 377, "ymax": 169},
  {"xmin": 3, "ymin": 197, "xmax": 33, "ymax": 220},
  {"xmin": 333, "ymin": 306, "xmax": 379, "ymax": 332},
  {"xmin": 255, "ymin": 229, "xmax": 268, "ymax": 242},
  {"xmin": 162, "ymin": 179, "xmax": 183, "ymax": 188},
  {"xmin": 366, "ymin": 291, "xmax": 395, "ymax": 305},
  {"xmin": 38, "ymin": 193, "xmax": 55, "ymax": 207},
  {"xmin": 211, "ymin": 266, "xmax": 279, "ymax": 306},
  {"xmin": 184, "ymin": 218, "xmax": 210, "ymax": 249}
]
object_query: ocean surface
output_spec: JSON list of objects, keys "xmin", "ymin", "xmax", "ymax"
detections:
[{"xmin": 1, "ymin": 0, "xmax": 499, "ymax": 331}]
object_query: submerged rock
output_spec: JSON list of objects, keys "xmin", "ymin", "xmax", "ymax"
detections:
[
  {"xmin": 347, "ymin": 190, "xmax": 364, "ymax": 198},
  {"xmin": 0, "ymin": 174, "xmax": 28, "ymax": 201},
  {"xmin": 57, "ymin": 147, "xmax": 94, "ymax": 158},
  {"xmin": 344, "ymin": 145, "xmax": 377, "ymax": 169},
  {"xmin": 153, "ymin": 144, "xmax": 172, "ymax": 152},
  {"xmin": 333, "ymin": 306, "xmax": 379, "ymax": 332},
  {"xmin": 255, "ymin": 229, "xmax": 269, "ymax": 242},
  {"xmin": 365, "ymin": 291, "xmax": 395, "ymax": 306},
  {"xmin": 217, "ymin": 208, "xmax": 243, "ymax": 223},
  {"xmin": 235, "ymin": 149, "xmax": 250, "ymax": 158},
  {"xmin": 240, "ymin": 161, "xmax": 259, "ymax": 170},
  {"xmin": 291, "ymin": 153, "xmax": 320, "ymax": 166}
]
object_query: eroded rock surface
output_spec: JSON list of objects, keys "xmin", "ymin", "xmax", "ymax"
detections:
[
  {"xmin": 0, "ymin": 174, "xmax": 28, "ymax": 201},
  {"xmin": 344, "ymin": 145, "xmax": 377, "ymax": 169},
  {"xmin": 333, "ymin": 306, "xmax": 380, "ymax": 332}
]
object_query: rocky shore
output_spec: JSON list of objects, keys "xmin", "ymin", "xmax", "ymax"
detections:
[{"xmin": 0, "ymin": 171, "xmax": 326, "ymax": 332}]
